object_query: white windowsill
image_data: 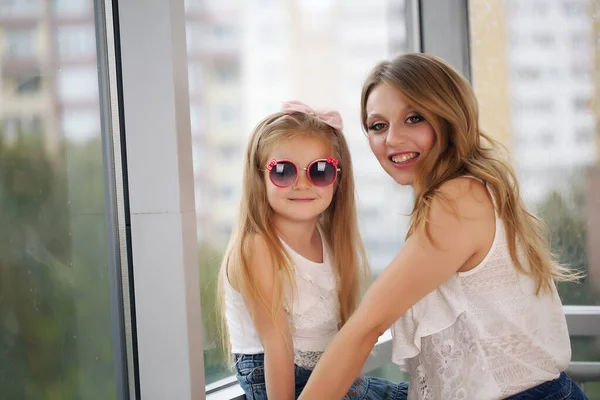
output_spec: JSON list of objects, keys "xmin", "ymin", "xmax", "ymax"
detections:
[{"xmin": 205, "ymin": 307, "xmax": 600, "ymax": 399}]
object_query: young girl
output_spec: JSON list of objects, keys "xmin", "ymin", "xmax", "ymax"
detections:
[
  {"xmin": 298, "ymin": 54, "xmax": 588, "ymax": 399},
  {"xmin": 219, "ymin": 100, "xmax": 408, "ymax": 399}
]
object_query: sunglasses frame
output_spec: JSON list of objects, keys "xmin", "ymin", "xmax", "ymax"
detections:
[{"xmin": 265, "ymin": 156, "xmax": 340, "ymax": 188}]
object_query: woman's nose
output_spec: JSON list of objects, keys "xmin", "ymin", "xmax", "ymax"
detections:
[{"xmin": 385, "ymin": 125, "xmax": 407, "ymax": 147}]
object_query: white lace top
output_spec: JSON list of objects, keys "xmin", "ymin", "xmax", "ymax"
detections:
[
  {"xmin": 225, "ymin": 234, "xmax": 340, "ymax": 369},
  {"xmin": 391, "ymin": 181, "xmax": 572, "ymax": 400}
]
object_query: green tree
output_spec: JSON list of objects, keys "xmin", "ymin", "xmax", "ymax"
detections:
[
  {"xmin": 198, "ymin": 242, "xmax": 230, "ymax": 383},
  {"xmin": 536, "ymin": 177, "xmax": 599, "ymax": 305},
  {"xmin": 0, "ymin": 133, "xmax": 116, "ymax": 399},
  {"xmin": 536, "ymin": 172, "xmax": 600, "ymax": 397}
]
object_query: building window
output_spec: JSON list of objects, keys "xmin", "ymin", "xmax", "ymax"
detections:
[
  {"xmin": 219, "ymin": 222, "xmax": 232, "ymax": 238},
  {"xmin": 513, "ymin": 67, "xmax": 542, "ymax": 80},
  {"xmin": 219, "ymin": 105, "xmax": 238, "ymax": 123},
  {"xmin": 4, "ymin": 28, "xmax": 36, "ymax": 58},
  {"xmin": 571, "ymin": 32, "xmax": 591, "ymax": 47},
  {"xmin": 563, "ymin": 1, "xmax": 587, "ymax": 16},
  {"xmin": 540, "ymin": 132, "xmax": 555, "ymax": 146},
  {"xmin": 57, "ymin": 25, "xmax": 96, "ymax": 58},
  {"xmin": 0, "ymin": 0, "xmax": 41, "ymax": 16},
  {"xmin": 2, "ymin": 115, "xmax": 43, "ymax": 136},
  {"xmin": 219, "ymin": 145, "xmax": 238, "ymax": 159},
  {"xmin": 571, "ymin": 64, "xmax": 591, "ymax": 79},
  {"xmin": 531, "ymin": 1, "xmax": 549, "ymax": 14},
  {"xmin": 514, "ymin": 98, "xmax": 555, "ymax": 112},
  {"xmin": 61, "ymin": 108, "xmax": 100, "ymax": 142},
  {"xmin": 573, "ymin": 96, "xmax": 590, "ymax": 112},
  {"xmin": 53, "ymin": 0, "xmax": 90, "ymax": 16},
  {"xmin": 574, "ymin": 128, "xmax": 594, "ymax": 143},
  {"xmin": 214, "ymin": 62, "xmax": 239, "ymax": 83},
  {"xmin": 57, "ymin": 67, "xmax": 99, "ymax": 101},
  {"xmin": 220, "ymin": 186, "xmax": 234, "ymax": 201},
  {"xmin": 531, "ymin": 33, "xmax": 555, "ymax": 48},
  {"xmin": 16, "ymin": 73, "xmax": 42, "ymax": 94}
]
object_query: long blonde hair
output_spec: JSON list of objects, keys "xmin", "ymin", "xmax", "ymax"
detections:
[
  {"xmin": 218, "ymin": 111, "xmax": 369, "ymax": 355},
  {"xmin": 360, "ymin": 53, "xmax": 577, "ymax": 294}
]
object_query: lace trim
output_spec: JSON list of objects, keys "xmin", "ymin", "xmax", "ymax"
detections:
[
  {"xmin": 407, "ymin": 313, "xmax": 501, "ymax": 400},
  {"xmin": 294, "ymin": 350, "xmax": 323, "ymax": 369}
]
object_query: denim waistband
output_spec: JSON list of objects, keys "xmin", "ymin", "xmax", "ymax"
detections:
[
  {"xmin": 505, "ymin": 372, "xmax": 587, "ymax": 400},
  {"xmin": 234, "ymin": 353, "xmax": 264, "ymax": 364}
]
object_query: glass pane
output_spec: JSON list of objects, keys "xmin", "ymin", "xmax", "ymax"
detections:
[
  {"xmin": 186, "ymin": 0, "xmax": 415, "ymax": 385},
  {"xmin": 367, "ymin": 363, "xmax": 409, "ymax": 383},
  {"xmin": 570, "ymin": 336, "xmax": 600, "ymax": 397},
  {"xmin": 0, "ymin": 1, "xmax": 120, "ymax": 398},
  {"xmin": 469, "ymin": 0, "xmax": 600, "ymax": 306}
]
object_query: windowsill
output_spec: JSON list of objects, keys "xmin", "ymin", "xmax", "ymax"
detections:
[
  {"xmin": 206, "ymin": 306, "xmax": 600, "ymax": 399},
  {"xmin": 206, "ymin": 330, "xmax": 394, "ymax": 400}
]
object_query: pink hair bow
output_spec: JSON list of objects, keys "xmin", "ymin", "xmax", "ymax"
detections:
[{"xmin": 281, "ymin": 100, "xmax": 343, "ymax": 131}]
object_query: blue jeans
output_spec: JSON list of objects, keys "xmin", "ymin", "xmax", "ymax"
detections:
[
  {"xmin": 234, "ymin": 353, "xmax": 408, "ymax": 400},
  {"xmin": 505, "ymin": 372, "xmax": 588, "ymax": 400}
]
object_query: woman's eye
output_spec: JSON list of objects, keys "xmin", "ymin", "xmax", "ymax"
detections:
[
  {"xmin": 368, "ymin": 122, "xmax": 386, "ymax": 132},
  {"xmin": 406, "ymin": 115, "xmax": 425, "ymax": 124}
]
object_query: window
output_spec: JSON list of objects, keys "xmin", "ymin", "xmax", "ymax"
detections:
[
  {"xmin": 219, "ymin": 186, "xmax": 234, "ymax": 201},
  {"xmin": 470, "ymin": 1, "xmax": 600, "ymax": 306},
  {"xmin": 471, "ymin": 3, "xmax": 600, "ymax": 393},
  {"xmin": 56, "ymin": 25, "xmax": 96, "ymax": 58},
  {"xmin": 4, "ymin": 28, "xmax": 36, "ymax": 58},
  {"xmin": 0, "ymin": 0, "xmax": 126, "ymax": 398},
  {"xmin": 540, "ymin": 132, "xmax": 555, "ymax": 146},
  {"xmin": 0, "ymin": 0, "xmax": 41, "ymax": 16},
  {"xmin": 513, "ymin": 67, "xmax": 542, "ymax": 80},
  {"xmin": 513, "ymin": 98, "xmax": 555, "ymax": 113},
  {"xmin": 53, "ymin": 0, "xmax": 90, "ymax": 16},
  {"xmin": 573, "ymin": 96, "xmax": 590, "ymax": 112},
  {"xmin": 219, "ymin": 145, "xmax": 238, "ymax": 159},
  {"xmin": 2, "ymin": 115, "xmax": 42, "ymax": 136},
  {"xmin": 186, "ymin": 0, "xmax": 414, "ymax": 386},
  {"xmin": 575, "ymin": 128, "xmax": 594, "ymax": 143},
  {"xmin": 57, "ymin": 67, "xmax": 98, "ymax": 101},
  {"xmin": 563, "ymin": 1, "xmax": 587, "ymax": 16},
  {"xmin": 15, "ymin": 73, "xmax": 41, "ymax": 94},
  {"xmin": 61, "ymin": 108, "xmax": 100, "ymax": 142},
  {"xmin": 214, "ymin": 61, "xmax": 239, "ymax": 83},
  {"xmin": 571, "ymin": 32, "xmax": 591, "ymax": 47},
  {"xmin": 218, "ymin": 105, "xmax": 238, "ymax": 124},
  {"xmin": 187, "ymin": 64, "xmax": 204, "ymax": 93},
  {"xmin": 572, "ymin": 64, "xmax": 591, "ymax": 79},
  {"xmin": 531, "ymin": 33, "xmax": 555, "ymax": 48}
]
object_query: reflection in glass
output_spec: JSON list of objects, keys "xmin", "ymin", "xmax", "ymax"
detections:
[{"xmin": 0, "ymin": 1, "xmax": 118, "ymax": 398}]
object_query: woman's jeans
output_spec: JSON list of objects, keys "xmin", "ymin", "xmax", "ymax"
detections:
[
  {"xmin": 505, "ymin": 372, "xmax": 588, "ymax": 400},
  {"xmin": 234, "ymin": 353, "xmax": 409, "ymax": 400}
]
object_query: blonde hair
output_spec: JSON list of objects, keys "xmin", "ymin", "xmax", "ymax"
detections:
[
  {"xmin": 218, "ymin": 111, "xmax": 369, "ymax": 356},
  {"xmin": 360, "ymin": 53, "xmax": 578, "ymax": 294}
]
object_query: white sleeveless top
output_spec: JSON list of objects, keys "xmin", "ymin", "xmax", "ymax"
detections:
[
  {"xmin": 225, "ymin": 235, "xmax": 340, "ymax": 369},
  {"xmin": 392, "ymin": 180, "xmax": 572, "ymax": 400}
]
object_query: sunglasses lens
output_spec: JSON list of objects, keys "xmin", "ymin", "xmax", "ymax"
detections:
[
  {"xmin": 269, "ymin": 161, "xmax": 297, "ymax": 187},
  {"xmin": 308, "ymin": 160, "xmax": 337, "ymax": 186}
]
